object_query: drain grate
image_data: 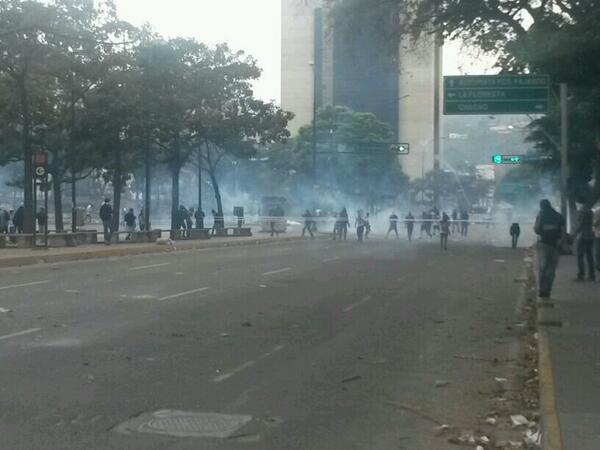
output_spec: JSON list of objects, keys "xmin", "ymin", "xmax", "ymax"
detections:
[{"xmin": 115, "ymin": 410, "xmax": 252, "ymax": 439}]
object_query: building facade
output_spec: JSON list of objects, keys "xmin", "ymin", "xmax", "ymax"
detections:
[{"xmin": 281, "ymin": 0, "xmax": 440, "ymax": 180}]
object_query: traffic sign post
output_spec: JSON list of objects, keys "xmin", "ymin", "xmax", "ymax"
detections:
[
  {"xmin": 32, "ymin": 151, "xmax": 49, "ymax": 248},
  {"xmin": 444, "ymin": 75, "xmax": 550, "ymax": 115}
]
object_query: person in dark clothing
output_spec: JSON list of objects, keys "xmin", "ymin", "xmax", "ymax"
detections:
[
  {"xmin": 13, "ymin": 205, "xmax": 24, "ymax": 234},
  {"xmin": 302, "ymin": 209, "xmax": 314, "ymax": 238},
  {"xmin": 574, "ymin": 204, "xmax": 595, "ymax": 281},
  {"xmin": 510, "ymin": 223, "xmax": 521, "ymax": 249},
  {"xmin": 364, "ymin": 213, "xmax": 371, "ymax": 239},
  {"xmin": 124, "ymin": 208, "xmax": 136, "ymax": 240},
  {"xmin": 405, "ymin": 212, "xmax": 415, "ymax": 241},
  {"xmin": 183, "ymin": 206, "xmax": 193, "ymax": 237},
  {"xmin": 338, "ymin": 208, "xmax": 349, "ymax": 240},
  {"xmin": 440, "ymin": 212, "xmax": 451, "ymax": 250},
  {"xmin": 138, "ymin": 208, "xmax": 146, "ymax": 231},
  {"xmin": 386, "ymin": 212, "xmax": 399, "ymax": 239},
  {"xmin": 332, "ymin": 213, "xmax": 340, "ymax": 240},
  {"xmin": 460, "ymin": 210, "xmax": 470, "ymax": 237},
  {"xmin": 36, "ymin": 208, "xmax": 47, "ymax": 234},
  {"xmin": 195, "ymin": 208, "xmax": 205, "ymax": 229},
  {"xmin": 534, "ymin": 199, "xmax": 565, "ymax": 298},
  {"xmin": 99, "ymin": 199, "xmax": 114, "ymax": 245},
  {"xmin": 0, "ymin": 208, "xmax": 9, "ymax": 233}
]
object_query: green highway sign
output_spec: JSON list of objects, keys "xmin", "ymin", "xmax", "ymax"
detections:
[
  {"xmin": 444, "ymin": 75, "xmax": 550, "ymax": 115},
  {"xmin": 492, "ymin": 154, "xmax": 523, "ymax": 165}
]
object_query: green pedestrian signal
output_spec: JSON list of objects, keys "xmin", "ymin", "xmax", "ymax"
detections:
[
  {"xmin": 492, "ymin": 155, "xmax": 503, "ymax": 164},
  {"xmin": 492, "ymin": 154, "xmax": 523, "ymax": 165}
]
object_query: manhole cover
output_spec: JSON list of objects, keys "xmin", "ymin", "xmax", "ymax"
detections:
[{"xmin": 115, "ymin": 410, "xmax": 252, "ymax": 438}]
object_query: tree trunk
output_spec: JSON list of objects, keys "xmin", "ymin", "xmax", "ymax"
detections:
[
  {"xmin": 197, "ymin": 150, "xmax": 203, "ymax": 211},
  {"xmin": 112, "ymin": 146, "xmax": 122, "ymax": 237},
  {"xmin": 17, "ymin": 75, "xmax": 34, "ymax": 234},
  {"xmin": 209, "ymin": 166, "xmax": 223, "ymax": 218},
  {"xmin": 53, "ymin": 175, "xmax": 64, "ymax": 232},
  {"xmin": 171, "ymin": 165, "xmax": 181, "ymax": 239}
]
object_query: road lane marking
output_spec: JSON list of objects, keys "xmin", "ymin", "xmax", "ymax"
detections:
[
  {"xmin": 262, "ymin": 268, "xmax": 292, "ymax": 276},
  {"xmin": 129, "ymin": 262, "xmax": 172, "ymax": 271},
  {"xmin": 0, "ymin": 280, "xmax": 49, "ymax": 291},
  {"xmin": 0, "ymin": 328, "xmax": 42, "ymax": 341},
  {"xmin": 159, "ymin": 287, "xmax": 210, "ymax": 301},
  {"xmin": 343, "ymin": 295, "xmax": 373, "ymax": 313},
  {"xmin": 212, "ymin": 345, "xmax": 285, "ymax": 383},
  {"xmin": 323, "ymin": 257, "xmax": 340, "ymax": 262}
]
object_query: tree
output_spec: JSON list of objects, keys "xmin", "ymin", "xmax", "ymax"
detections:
[{"xmin": 330, "ymin": 0, "xmax": 600, "ymax": 205}]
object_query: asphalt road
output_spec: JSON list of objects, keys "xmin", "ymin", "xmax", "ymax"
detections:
[{"xmin": 0, "ymin": 235, "xmax": 529, "ymax": 450}]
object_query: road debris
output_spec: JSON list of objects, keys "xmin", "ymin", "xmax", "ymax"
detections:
[
  {"xmin": 485, "ymin": 416, "xmax": 497, "ymax": 425},
  {"xmin": 0, "ymin": 307, "xmax": 13, "ymax": 314},
  {"xmin": 435, "ymin": 380, "xmax": 450, "ymax": 388},
  {"xmin": 510, "ymin": 414, "xmax": 530, "ymax": 427},
  {"xmin": 340, "ymin": 375, "xmax": 361, "ymax": 384}
]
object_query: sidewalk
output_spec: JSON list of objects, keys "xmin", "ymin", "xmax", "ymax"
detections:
[
  {"xmin": 0, "ymin": 232, "xmax": 317, "ymax": 268},
  {"xmin": 537, "ymin": 254, "xmax": 600, "ymax": 450}
]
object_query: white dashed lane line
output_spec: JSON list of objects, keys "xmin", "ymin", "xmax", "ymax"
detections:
[
  {"xmin": 0, "ymin": 280, "xmax": 49, "ymax": 291},
  {"xmin": 129, "ymin": 263, "xmax": 172, "ymax": 271},
  {"xmin": 323, "ymin": 257, "xmax": 340, "ymax": 263},
  {"xmin": 0, "ymin": 328, "xmax": 42, "ymax": 342},
  {"xmin": 158, "ymin": 287, "xmax": 210, "ymax": 301},
  {"xmin": 343, "ymin": 295, "xmax": 373, "ymax": 313},
  {"xmin": 261, "ymin": 268, "xmax": 292, "ymax": 277},
  {"xmin": 212, "ymin": 345, "xmax": 286, "ymax": 383}
]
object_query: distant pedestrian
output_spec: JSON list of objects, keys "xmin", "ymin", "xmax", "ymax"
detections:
[
  {"xmin": 386, "ymin": 212, "xmax": 399, "ymax": 239},
  {"xmin": 99, "ymin": 198, "xmax": 114, "ymax": 245},
  {"xmin": 302, "ymin": 209, "xmax": 314, "ymax": 239},
  {"xmin": 594, "ymin": 206, "xmax": 600, "ymax": 273},
  {"xmin": 36, "ymin": 207, "xmax": 47, "ymax": 234},
  {"xmin": 332, "ymin": 213, "xmax": 340, "ymax": 240},
  {"xmin": 574, "ymin": 203, "xmax": 595, "ymax": 281},
  {"xmin": 124, "ymin": 208, "xmax": 136, "ymax": 240},
  {"xmin": 440, "ymin": 212, "xmax": 450, "ymax": 250},
  {"xmin": 268, "ymin": 207, "xmax": 279, "ymax": 237},
  {"xmin": 195, "ymin": 208, "xmax": 205, "ymax": 229},
  {"xmin": 510, "ymin": 223, "xmax": 521, "ymax": 249},
  {"xmin": 451, "ymin": 209, "xmax": 459, "ymax": 233},
  {"xmin": 8, "ymin": 209, "xmax": 15, "ymax": 233},
  {"xmin": 364, "ymin": 213, "xmax": 371, "ymax": 239},
  {"xmin": 13, "ymin": 205, "xmax": 24, "ymax": 234},
  {"xmin": 460, "ymin": 210, "xmax": 470, "ymax": 237},
  {"xmin": 0, "ymin": 208, "xmax": 9, "ymax": 233},
  {"xmin": 338, "ymin": 208, "xmax": 349, "ymax": 240},
  {"xmin": 184, "ymin": 207, "xmax": 193, "ymax": 237},
  {"xmin": 432, "ymin": 207, "xmax": 440, "ymax": 236},
  {"xmin": 138, "ymin": 208, "xmax": 146, "ymax": 231},
  {"xmin": 405, "ymin": 212, "xmax": 415, "ymax": 241},
  {"xmin": 85, "ymin": 204, "xmax": 92, "ymax": 223},
  {"xmin": 534, "ymin": 199, "xmax": 565, "ymax": 299},
  {"xmin": 355, "ymin": 210, "xmax": 366, "ymax": 242},
  {"xmin": 420, "ymin": 211, "xmax": 428, "ymax": 239}
]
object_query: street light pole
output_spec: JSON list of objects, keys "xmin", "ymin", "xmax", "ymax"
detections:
[
  {"xmin": 560, "ymin": 83, "xmax": 570, "ymax": 230},
  {"xmin": 311, "ymin": 61, "xmax": 318, "ymax": 188},
  {"xmin": 433, "ymin": 30, "xmax": 443, "ymax": 208}
]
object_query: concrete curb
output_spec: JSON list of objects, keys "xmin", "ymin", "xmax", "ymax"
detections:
[
  {"xmin": 531, "ymin": 250, "xmax": 564, "ymax": 450},
  {"xmin": 0, "ymin": 235, "xmax": 321, "ymax": 269}
]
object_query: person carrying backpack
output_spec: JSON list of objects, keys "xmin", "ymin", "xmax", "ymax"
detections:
[{"xmin": 534, "ymin": 199, "xmax": 565, "ymax": 299}]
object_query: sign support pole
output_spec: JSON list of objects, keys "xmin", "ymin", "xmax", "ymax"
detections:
[{"xmin": 560, "ymin": 83, "xmax": 569, "ymax": 231}]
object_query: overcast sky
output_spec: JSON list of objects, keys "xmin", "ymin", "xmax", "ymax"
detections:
[{"xmin": 115, "ymin": 0, "xmax": 494, "ymax": 104}]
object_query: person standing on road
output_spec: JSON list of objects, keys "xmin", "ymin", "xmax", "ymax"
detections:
[
  {"xmin": 534, "ymin": 199, "xmax": 565, "ymax": 298},
  {"xmin": 99, "ymin": 198, "xmax": 114, "ymax": 245},
  {"xmin": 405, "ymin": 212, "xmax": 415, "ymax": 241},
  {"xmin": 510, "ymin": 222, "xmax": 521, "ymax": 249},
  {"xmin": 13, "ymin": 205, "xmax": 24, "ymax": 234},
  {"xmin": 440, "ymin": 212, "xmax": 451, "ymax": 250},
  {"xmin": 184, "ymin": 206, "xmax": 193, "ymax": 238},
  {"xmin": 195, "ymin": 208, "xmax": 205, "ymax": 229},
  {"xmin": 460, "ymin": 210, "xmax": 470, "ymax": 237},
  {"xmin": 36, "ymin": 207, "xmax": 47, "ymax": 234},
  {"xmin": 268, "ymin": 207, "xmax": 279, "ymax": 237},
  {"xmin": 594, "ymin": 206, "xmax": 600, "ymax": 273},
  {"xmin": 364, "ymin": 213, "xmax": 371, "ymax": 239},
  {"xmin": 451, "ymin": 209, "xmax": 459, "ymax": 233},
  {"xmin": 124, "ymin": 208, "xmax": 136, "ymax": 240},
  {"xmin": 355, "ymin": 210, "xmax": 366, "ymax": 242},
  {"xmin": 339, "ymin": 208, "xmax": 349, "ymax": 241},
  {"xmin": 574, "ymin": 203, "xmax": 595, "ymax": 281},
  {"xmin": 138, "ymin": 208, "xmax": 146, "ymax": 231},
  {"xmin": 386, "ymin": 212, "xmax": 399, "ymax": 239},
  {"xmin": 0, "ymin": 207, "xmax": 9, "ymax": 233},
  {"xmin": 302, "ymin": 209, "xmax": 314, "ymax": 239}
]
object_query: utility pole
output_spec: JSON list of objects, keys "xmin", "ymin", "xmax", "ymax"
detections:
[
  {"xmin": 433, "ymin": 31, "xmax": 443, "ymax": 207},
  {"xmin": 560, "ymin": 83, "xmax": 569, "ymax": 230}
]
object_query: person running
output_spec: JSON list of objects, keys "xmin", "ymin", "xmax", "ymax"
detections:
[
  {"xmin": 534, "ymin": 199, "xmax": 565, "ymax": 299},
  {"xmin": 386, "ymin": 212, "xmax": 399, "ymax": 239},
  {"xmin": 510, "ymin": 222, "xmax": 521, "ymax": 249},
  {"xmin": 302, "ymin": 209, "xmax": 314, "ymax": 239},
  {"xmin": 364, "ymin": 213, "xmax": 371, "ymax": 239},
  {"xmin": 124, "ymin": 208, "xmax": 136, "ymax": 240},
  {"xmin": 355, "ymin": 210, "xmax": 366, "ymax": 242},
  {"xmin": 405, "ymin": 212, "xmax": 415, "ymax": 241},
  {"xmin": 440, "ymin": 212, "xmax": 451, "ymax": 250},
  {"xmin": 339, "ymin": 208, "xmax": 349, "ymax": 241},
  {"xmin": 99, "ymin": 199, "xmax": 114, "ymax": 245},
  {"xmin": 574, "ymin": 203, "xmax": 595, "ymax": 281}
]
